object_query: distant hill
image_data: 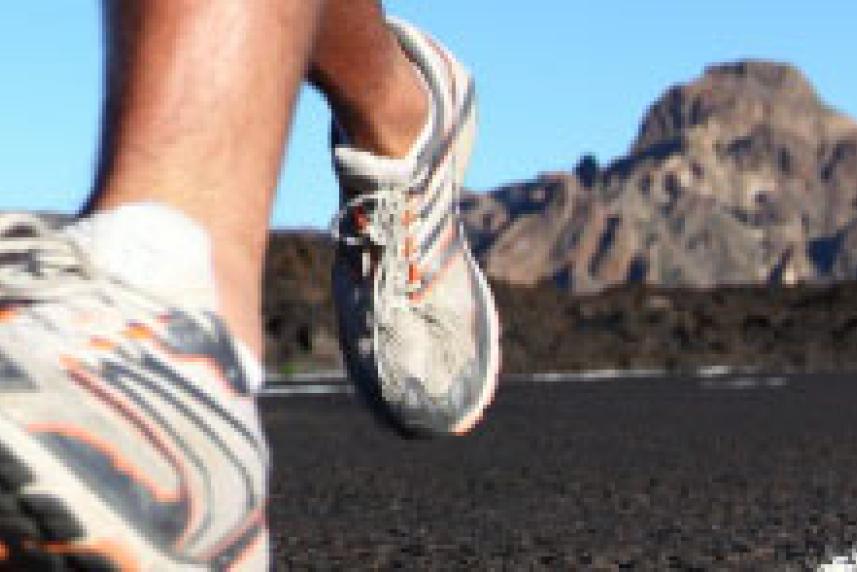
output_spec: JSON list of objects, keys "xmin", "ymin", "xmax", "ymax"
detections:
[
  {"xmin": 262, "ymin": 232, "xmax": 857, "ymax": 374},
  {"xmin": 461, "ymin": 60, "xmax": 857, "ymax": 292}
]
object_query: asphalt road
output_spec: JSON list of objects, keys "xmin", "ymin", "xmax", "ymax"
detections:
[{"xmin": 261, "ymin": 373, "xmax": 857, "ymax": 569}]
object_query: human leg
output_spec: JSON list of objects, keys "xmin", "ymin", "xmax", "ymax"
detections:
[
  {"xmin": 0, "ymin": 1, "xmax": 325, "ymax": 569},
  {"xmin": 89, "ymin": 0, "xmax": 326, "ymax": 358},
  {"xmin": 308, "ymin": 0, "xmax": 428, "ymax": 158}
]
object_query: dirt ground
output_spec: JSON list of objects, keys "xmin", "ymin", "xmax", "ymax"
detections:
[{"xmin": 262, "ymin": 374, "xmax": 857, "ymax": 569}]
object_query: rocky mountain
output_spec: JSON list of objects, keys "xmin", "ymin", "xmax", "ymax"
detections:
[{"xmin": 461, "ymin": 60, "xmax": 857, "ymax": 292}]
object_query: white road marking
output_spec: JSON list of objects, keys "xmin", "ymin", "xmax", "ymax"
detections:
[
  {"xmin": 262, "ymin": 384, "xmax": 353, "ymax": 396},
  {"xmin": 260, "ymin": 365, "xmax": 792, "ymax": 397},
  {"xmin": 820, "ymin": 548, "xmax": 857, "ymax": 571}
]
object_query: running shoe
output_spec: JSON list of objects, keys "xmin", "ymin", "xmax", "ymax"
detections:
[
  {"xmin": 0, "ymin": 214, "xmax": 269, "ymax": 570},
  {"xmin": 330, "ymin": 18, "xmax": 501, "ymax": 437}
]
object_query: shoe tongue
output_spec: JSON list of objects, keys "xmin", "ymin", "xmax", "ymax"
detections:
[{"xmin": 333, "ymin": 147, "xmax": 417, "ymax": 192}]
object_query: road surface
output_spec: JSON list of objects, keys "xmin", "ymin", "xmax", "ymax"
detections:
[{"xmin": 262, "ymin": 373, "xmax": 857, "ymax": 569}]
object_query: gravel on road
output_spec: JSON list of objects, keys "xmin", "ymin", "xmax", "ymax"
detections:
[{"xmin": 262, "ymin": 374, "xmax": 857, "ymax": 569}]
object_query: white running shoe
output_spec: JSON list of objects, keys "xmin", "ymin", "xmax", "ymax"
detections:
[
  {"xmin": 0, "ymin": 214, "xmax": 269, "ymax": 570},
  {"xmin": 330, "ymin": 18, "xmax": 501, "ymax": 436}
]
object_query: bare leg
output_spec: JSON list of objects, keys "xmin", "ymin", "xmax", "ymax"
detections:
[
  {"xmin": 308, "ymin": 0, "xmax": 429, "ymax": 158},
  {"xmin": 89, "ymin": 0, "xmax": 325, "ymax": 357}
]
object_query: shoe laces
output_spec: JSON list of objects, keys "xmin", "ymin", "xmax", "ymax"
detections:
[
  {"xmin": 0, "ymin": 213, "xmax": 212, "ymax": 358},
  {"xmin": 332, "ymin": 191, "xmax": 470, "ymax": 389},
  {"xmin": 330, "ymin": 185, "xmax": 420, "ymax": 319},
  {"xmin": 0, "ymin": 214, "xmax": 99, "ymax": 301}
]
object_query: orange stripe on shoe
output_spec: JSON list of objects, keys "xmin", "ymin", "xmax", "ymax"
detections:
[
  {"xmin": 0, "ymin": 307, "xmax": 19, "ymax": 323},
  {"xmin": 147, "ymin": 339, "xmax": 240, "ymax": 398},
  {"xmin": 404, "ymin": 236, "xmax": 416, "ymax": 258},
  {"xmin": 58, "ymin": 356, "xmax": 201, "ymax": 550},
  {"xmin": 408, "ymin": 263, "xmax": 422, "ymax": 285},
  {"xmin": 0, "ymin": 541, "xmax": 8, "ymax": 561},
  {"xmin": 89, "ymin": 337, "xmax": 118, "ymax": 351},
  {"xmin": 226, "ymin": 526, "xmax": 267, "ymax": 572},
  {"xmin": 410, "ymin": 223, "xmax": 461, "ymax": 302},
  {"xmin": 124, "ymin": 323, "xmax": 155, "ymax": 341},
  {"xmin": 36, "ymin": 539, "xmax": 139, "ymax": 572},
  {"xmin": 121, "ymin": 319, "xmax": 243, "ymax": 398},
  {"xmin": 26, "ymin": 423, "xmax": 181, "ymax": 504},
  {"xmin": 201, "ymin": 505, "xmax": 266, "ymax": 561},
  {"xmin": 409, "ymin": 252, "xmax": 463, "ymax": 303}
]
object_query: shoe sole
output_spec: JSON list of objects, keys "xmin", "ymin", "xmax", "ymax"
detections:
[
  {"xmin": 450, "ymin": 247, "xmax": 501, "ymax": 436},
  {"xmin": 444, "ymin": 90, "xmax": 501, "ymax": 436},
  {"xmin": 0, "ymin": 412, "xmax": 206, "ymax": 571}
]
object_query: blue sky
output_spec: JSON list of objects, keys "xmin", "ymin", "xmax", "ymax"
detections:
[{"xmin": 0, "ymin": 2, "xmax": 855, "ymax": 228}]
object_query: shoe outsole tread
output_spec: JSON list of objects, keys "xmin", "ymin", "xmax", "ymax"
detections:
[{"xmin": 0, "ymin": 445, "xmax": 119, "ymax": 572}]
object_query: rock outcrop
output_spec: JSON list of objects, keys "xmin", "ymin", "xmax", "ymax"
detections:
[{"xmin": 461, "ymin": 60, "xmax": 857, "ymax": 291}]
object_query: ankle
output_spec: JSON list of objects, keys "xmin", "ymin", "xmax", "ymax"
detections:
[
  {"xmin": 332, "ymin": 57, "xmax": 430, "ymax": 158},
  {"xmin": 69, "ymin": 204, "xmax": 266, "ymax": 361},
  {"xmin": 215, "ymin": 290, "xmax": 263, "ymax": 362},
  {"xmin": 212, "ymin": 244, "xmax": 265, "ymax": 361}
]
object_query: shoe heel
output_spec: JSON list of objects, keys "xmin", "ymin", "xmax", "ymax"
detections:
[{"xmin": 453, "ymin": 83, "xmax": 478, "ymax": 190}]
